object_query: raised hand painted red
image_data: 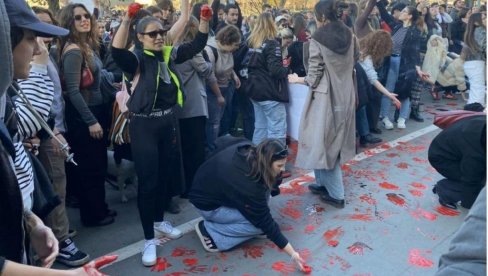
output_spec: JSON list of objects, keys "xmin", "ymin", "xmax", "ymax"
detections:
[{"xmin": 128, "ymin": 3, "xmax": 143, "ymax": 18}]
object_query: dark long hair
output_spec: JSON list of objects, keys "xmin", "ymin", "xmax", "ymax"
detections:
[
  {"xmin": 248, "ymin": 139, "xmax": 288, "ymax": 190},
  {"xmin": 314, "ymin": 0, "xmax": 349, "ymax": 23},
  {"xmin": 404, "ymin": 6, "xmax": 424, "ymax": 31},
  {"xmin": 464, "ymin": 13, "xmax": 484, "ymax": 53},
  {"xmin": 56, "ymin": 4, "xmax": 99, "ymax": 67}
]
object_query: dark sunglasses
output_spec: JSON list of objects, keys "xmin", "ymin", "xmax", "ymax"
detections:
[
  {"xmin": 140, "ymin": 30, "xmax": 167, "ymax": 39},
  {"xmin": 272, "ymin": 147, "xmax": 288, "ymax": 160},
  {"xmin": 74, "ymin": 14, "xmax": 91, "ymax": 21}
]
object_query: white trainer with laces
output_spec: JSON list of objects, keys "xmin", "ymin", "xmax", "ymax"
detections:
[
  {"xmin": 154, "ymin": 221, "xmax": 182, "ymax": 239},
  {"xmin": 382, "ymin": 117, "xmax": 394, "ymax": 130},
  {"xmin": 397, "ymin": 118, "xmax": 406, "ymax": 129},
  {"xmin": 142, "ymin": 239, "xmax": 158, "ymax": 266}
]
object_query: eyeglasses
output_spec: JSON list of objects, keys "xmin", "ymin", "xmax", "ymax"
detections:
[
  {"xmin": 140, "ymin": 30, "xmax": 167, "ymax": 39},
  {"xmin": 272, "ymin": 147, "xmax": 288, "ymax": 159},
  {"xmin": 74, "ymin": 14, "xmax": 91, "ymax": 21}
]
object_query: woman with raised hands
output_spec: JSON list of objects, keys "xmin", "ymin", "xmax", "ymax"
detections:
[{"xmin": 111, "ymin": 1, "xmax": 211, "ymax": 266}]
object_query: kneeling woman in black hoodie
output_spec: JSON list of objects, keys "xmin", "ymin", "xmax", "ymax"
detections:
[{"xmin": 189, "ymin": 137, "xmax": 305, "ymax": 270}]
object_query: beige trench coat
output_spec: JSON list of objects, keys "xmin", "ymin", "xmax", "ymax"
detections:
[{"xmin": 296, "ymin": 38, "xmax": 357, "ymax": 170}]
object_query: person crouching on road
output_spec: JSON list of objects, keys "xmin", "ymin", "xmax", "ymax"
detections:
[{"xmin": 189, "ymin": 137, "xmax": 306, "ymax": 270}]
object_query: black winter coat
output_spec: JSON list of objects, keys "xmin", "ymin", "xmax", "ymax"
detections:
[
  {"xmin": 428, "ymin": 115, "xmax": 486, "ymax": 207},
  {"xmin": 377, "ymin": 1, "xmax": 423, "ymax": 100},
  {"xmin": 189, "ymin": 136, "xmax": 289, "ymax": 249},
  {"xmin": 246, "ymin": 39, "xmax": 290, "ymax": 102}
]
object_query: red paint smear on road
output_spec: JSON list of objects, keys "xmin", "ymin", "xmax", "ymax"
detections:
[
  {"xmin": 410, "ymin": 182, "xmax": 427, "ymax": 189},
  {"xmin": 398, "ymin": 145, "xmax": 426, "ymax": 154},
  {"xmin": 410, "ymin": 207, "xmax": 437, "ymax": 221},
  {"xmin": 211, "ymin": 265, "xmax": 219, "ymax": 273},
  {"xmin": 328, "ymin": 240, "xmax": 339, "ymax": 247},
  {"xmin": 304, "ymin": 225, "xmax": 316, "ymax": 234},
  {"xmin": 328, "ymin": 254, "xmax": 352, "ymax": 271},
  {"xmin": 182, "ymin": 258, "xmax": 198, "ymax": 267},
  {"xmin": 347, "ymin": 242, "xmax": 373, "ymax": 255},
  {"xmin": 242, "ymin": 245, "xmax": 264, "ymax": 259},
  {"xmin": 151, "ymin": 257, "xmax": 172, "ymax": 272},
  {"xmin": 446, "ymin": 102, "xmax": 458, "ymax": 106},
  {"xmin": 165, "ymin": 272, "xmax": 188, "ymax": 276},
  {"xmin": 386, "ymin": 153, "xmax": 400, "ymax": 158},
  {"xmin": 323, "ymin": 226, "xmax": 344, "ymax": 242},
  {"xmin": 280, "ymin": 200, "xmax": 303, "ymax": 220},
  {"xmin": 341, "ymin": 164, "xmax": 353, "ymax": 175},
  {"xmin": 302, "ymin": 264, "xmax": 312, "ymax": 274},
  {"xmin": 380, "ymin": 143, "xmax": 392, "ymax": 149},
  {"xmin": 281, "ymin": 175, "xmax": 315, "ymax": 196},
  {"xmin": 409, "ymin": 189, "xmax": 424, "ymax": 197},
  {"xmin": 299, "ymin": 248, "xmax": 311, "ymax": 260},
  {"xmin": 345, "ymin": 214, "xmax": 374, "ymax": 221},
  {"xmin": 412, "ymin": 157, "xmax": 428, "ymax": 163},
  {"xmin": 408, "ymin": 249, "xmax": 434, "ymax": 268},
  {"xmin": 185, "ymin": 265, "xmax": 209, "ymax": 273},
  {"xmin": 359, "ymin": 194, "xmax": 377, "ymax": 205},
  {"xmin": 271, "ymin": 261, "xmax": 296, "ymax": 274},
  {"xmin": 396, "ymin": 162, "xmax": 409, "ymax": 169},
  {"xmin": 386, "ymin": 193, "xmax": 407, "ymax": 207},
  {"xmin": 171, "ymin": 247, "xmax": 196, "ymax": 257},
  {"xmin": 379, "ymin": 182, "xmax": 400, "ymax": 190},
  {"xmin": 436, "ymin": 206, "xmax": 460, "ymax": 216},
  {"xmin": 378, "ymin": 159, "xmax": 391, "ymax": 166}
]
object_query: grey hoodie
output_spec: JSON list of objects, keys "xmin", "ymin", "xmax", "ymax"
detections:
[{"xmin": 205, "ymin": 36, "xmax": 234, "ymax": 88}]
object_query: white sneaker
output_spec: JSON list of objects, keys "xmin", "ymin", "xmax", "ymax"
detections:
[
  {"xmin": 382, "ymin": 117, "xmax": 394, "ymax": 130},
  {"xmin": 141, "ymin": 239, "xmax": 158, "ymax": 266},
  {"xmin": 397, "ymin": 118, "xmax": 406, "ymax": 129},
  {"xmin": 154, "ymin": 221, "xmax": 182, "ymax": 239}
]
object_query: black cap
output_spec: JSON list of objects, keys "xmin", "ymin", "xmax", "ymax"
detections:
[{"xmin": 5, "ymin": 0, "xmax": 69, "ymax": 37}]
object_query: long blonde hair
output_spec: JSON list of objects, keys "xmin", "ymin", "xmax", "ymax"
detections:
[{"xmin": 247, "ymin": 13, "xmax": 277, "ymax": 49}]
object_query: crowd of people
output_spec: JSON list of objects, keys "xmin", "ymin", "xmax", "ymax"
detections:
[{"xmin": 0, "ymin": 0, "xmax": 486, "ymax": 274}]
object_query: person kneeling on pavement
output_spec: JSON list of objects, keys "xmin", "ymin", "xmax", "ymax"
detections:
[
  {"xmin": 428, "ymin": 107, "xmax": 486, "ymax": 209},
  {"xmin": 189, "ymin": 136, "xmax": 306, "ymax": 270}
]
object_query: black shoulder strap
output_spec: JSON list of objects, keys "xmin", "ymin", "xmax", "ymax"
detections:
[{"xmin": 209, "ymin": 45, "xmax": 218, "ymax": 63}]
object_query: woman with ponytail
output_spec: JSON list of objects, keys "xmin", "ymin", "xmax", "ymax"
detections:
[
  {"xmin": 375, "ymin": 3, "xmax": 430, "ymax": 130},
  {"xmin": 288, "ymin": 0, "xmax": 357, "ymax": 209}
]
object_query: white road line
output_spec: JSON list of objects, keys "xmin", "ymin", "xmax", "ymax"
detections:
[{"xmin": 101, "ymin": 124, "xmax": 439, "ymax": 267}]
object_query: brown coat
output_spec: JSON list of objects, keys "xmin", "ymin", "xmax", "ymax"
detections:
[{"xmin": 296, "ymin": 22, "xmax": 357, "ymax": 170}]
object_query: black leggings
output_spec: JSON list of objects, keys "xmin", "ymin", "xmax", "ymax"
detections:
[{"xmin": 130, "ymin": 114, "xmax": 176, "ymax": 239}]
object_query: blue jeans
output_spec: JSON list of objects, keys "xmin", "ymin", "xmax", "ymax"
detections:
[
  {"xmin": 206, "ymin": 86, "xmax": 230, "ymax": 151},
  {"xmin": 356, "ymin": 106, "xmax": 370, "ymax": 137},
  {"xmin": 251, "ymin": 100, "xmax": 287, "ymax": 145},
  {"xmin": 197, "ymin": 206, "xmax": 263, "ymax": 251},
  {"xmin": 219, "ymin": 82, "xmax": 235, "ymax": 136},
  {"xmin": 380, "ymin": 56, "xmax": 410, "ymax": 120},
  {"xmin": 314, "ymin": 159, "xmax": 344, "ymax": 200}
]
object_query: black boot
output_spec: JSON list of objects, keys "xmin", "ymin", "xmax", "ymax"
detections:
[{"xmin": 410, "ymin": 106, "xmax": 424, "ymax": 122}]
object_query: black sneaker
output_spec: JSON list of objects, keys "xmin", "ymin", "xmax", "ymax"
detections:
[
  {"xmin": 359, "ymin": 134, "xmax": 382, "ymax": 146},
  {"xmin": 56, "ymin": 238, "xmax": 90, "ymax": 267},
  {"xmin": 308, "ymin": 183, "xmax": 328, "ymax": 195},
  {"xmin": 320, "ymin": 193, "xmax": 346, "ymax": 209},
  {"xmin": 195, "ymin": 221, "xmax": 219, "ymax": 253}
]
